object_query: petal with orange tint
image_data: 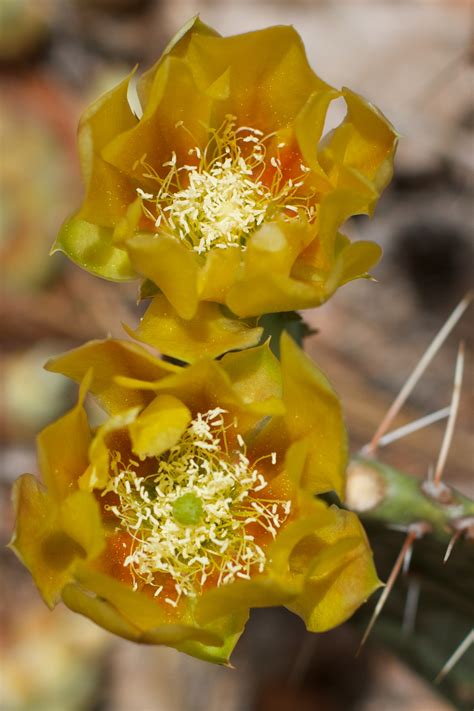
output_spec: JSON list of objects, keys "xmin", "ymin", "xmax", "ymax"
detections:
[
  {"xmin": 103, "ymin": 57, "xmax": 213, "ymax": 182},
  {"xmin": 185, "ymin": 26, "xmax": 331, "ymax": 131}
]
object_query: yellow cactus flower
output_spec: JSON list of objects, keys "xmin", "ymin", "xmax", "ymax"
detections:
[
  {"xmin": 53, "ymin": 17, "xmax": 397, "ymax": 353},
  {"xmin": 10, "ymin": 335, "xmax": 379, "ymax": 664}
]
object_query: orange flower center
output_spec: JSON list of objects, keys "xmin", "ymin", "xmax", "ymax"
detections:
[
  {"xmin": 135, "ymin": 115, "xmax": 316, "ymax": 254},
  {"xmin": 103, "ymin": 409, "xmax": 291, "ymax": 607}
]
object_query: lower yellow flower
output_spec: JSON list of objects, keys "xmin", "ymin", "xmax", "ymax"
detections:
[{"xmin": 10, "ymin": 335, "xmax": 379, "ymax": 664}]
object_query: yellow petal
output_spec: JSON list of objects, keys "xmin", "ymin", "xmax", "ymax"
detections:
[
  {"xmin": 217, "ymin": 342, "xmax": 285, "ymax": 431},
  {"xmin": 196, "ymin": 574, "xmax": 302, "ymax": 624},
  {"xmin": 226, "ymin": 271, "xmax": 322, "ymax": 318},
  {"xmin": 268, "ymin": 495, "xmax": 334, "ymax": 575},
  {"xmin": 185, "ymin": 26, "xmax": 332, "ymax": 131},
  {"xmin": 9, "ymin": 475, "xmax": 74, "ymax": 608},
  {"xmin": 118, "ymin": 359, "xmax": 240, "ymax": 415},
  {"xmin": 244, "ymin": 221, "xmax": 314, "ymax": 279},
  {"xmin": 113, "ymin": 196, "xmax": 143, "ymax": 244},
  {"xmin": 304, "ymin": 185, "xmax": 377, "ymax": 273},
  {"xmin": 337, "ymin": 239, "xmax": 382, "ymax": 285},
  {"xmin": 137, "ymin": 16, "xmax": 221, "ymax": 110},
  {"xmin": 115, "ymin": 355, "xmax": 276, "ymax": 432},
  {"xmin": 64, "ymin": 578, "xmax": 244, "ymax": 657},
  {"xmin": 283, "ymin": 437, "xmax": 310, "ymax": 488},
  {"xmin": 198, "ymin": 248, "xmax": 241, "ymax": 303},
  {"xmin": 319, "ymin": 88, "xmax": 398, "ymax": 215},
  {"xmin": 77, "ymin": 69, "xmax": 138, "ymax": 227},
  {"xmin": 62, "ymin": 582, "xmax": 142, "ymax": 642},
  {"xmin": 125, "ymin": 234, "xmax": 200, "ymax": 319},
  {"xmin": 129, "ymin": 394, "xmax": 191, "ymax": 459},
  {"xmin": 287, "ymin": 509, "xmax": 380, "ymax": 631},
  {"xmin": 46, "ymin": 339, "xmax": 178, "ymax": 414},
  {"xmin": 59, "ymin": 490, "xmax": 105, "ymax": 560},
  {"xmin": 52, "ymin": 215, "xmax": 136, "ymax": 282},
  {"xmin": 83, "ymin": 407, "xmax": 140, "ymax": 490},
  {"xmin": 9, "ymin": 476, "xmax": 104, "ymax": 608},
  {"xmin": 73, "ymin": 564, "xmax": 222, "ymax": 646},
  {"xmin": 295, "ymin": 88, "xmax": 340, "ymax": 189},
  {"xmin": 103, "ymin": 56, "xmax": 212, "ymax": 183},
  {"xmin": 130, "ymin": 295, "xmax": 262, "ymax": 363},
  {"xmin": 280, "ymin": 333, "xmax": 347, "ymax": 496},
  {"xmin": 340, "ymin": 88, "xmax": 398, "ymax": 193},
  {"xmin": 176, "ymin": 610, "xmax": 247, "ymax": 665},
  {"xmin": 37, "ymin": 376, "xmax": 91, "ymax": 501},
  {"xmin": 219, "ymin": 341, "xmax": 282, "ymax": 406}
]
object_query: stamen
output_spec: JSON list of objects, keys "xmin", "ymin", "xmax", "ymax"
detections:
[
  {"xmin": 103, "ymin": 410, "xmax": 287, "ymax": 606},
  {"xmin": 135, "ymin": 115, "xmax": 315, "ymax": 254}
]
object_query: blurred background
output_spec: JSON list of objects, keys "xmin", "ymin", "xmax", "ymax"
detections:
[{"xmin": 1, "ymin": 1, "xmax": 473, "ymax": 709}]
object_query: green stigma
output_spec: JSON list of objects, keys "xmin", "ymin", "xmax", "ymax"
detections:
[{"xmin": 172, "ymin": 492, "xmax": 204, "ymax": 526}]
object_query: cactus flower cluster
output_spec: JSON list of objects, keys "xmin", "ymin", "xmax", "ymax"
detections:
[{"xmin": 10, "ymin": 17, "xmax": 397, "ymax": 664}]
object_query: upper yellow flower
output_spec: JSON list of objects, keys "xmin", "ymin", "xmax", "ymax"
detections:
[
  {"xmin": 10, "ymin": 335, "xmax": 378, "ymax": 664},
  {"xmin": 54, "ymin": 17, "xmax": 397, "ymax": 343}
]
